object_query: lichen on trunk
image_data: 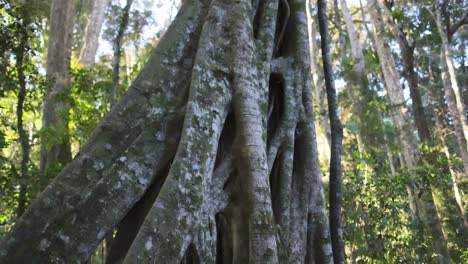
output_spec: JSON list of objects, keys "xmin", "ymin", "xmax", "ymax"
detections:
[{"xmin": 0, "ymin": 0, "xmax": 334, "ymax": 263}]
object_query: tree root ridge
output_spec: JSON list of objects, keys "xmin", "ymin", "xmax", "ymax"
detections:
[{"xmin": 0, "ymin": 1, "xmax": 334, "ymax": 263}]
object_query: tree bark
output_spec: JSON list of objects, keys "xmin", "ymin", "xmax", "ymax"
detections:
[
  {"xmin": 463, "ymin": 35, "xmax": 468, "ymax": 111},
  {"xmin": 78, "ymin": 0, "xmax": 109, "ymax": 67},
  {"xmin": 368, "ymin": 0, "xmax": 451, "ymax": 262},
  {"xmin": 430, "ymin": 71, "xmax": 468, "ymax": 229},
  {"xmin": 333, "ymin": 0, "xmax": 347, "ymax": 60},
  {"xmin": 40, "ymin": 0, "xmax": 76, "ymax": 181},
  {"xmin": 377, "ymin": 0, "xmax": 431, "ymax": 142},
  {"xmin": 339, "ymin": 0, "xmax": 365, "ymax": 89},
  {"xmin": 317, "ymin": 0, "xmax": 344, "ymax": 263},
  {"xmin": 339, "ymin": 0, "xmax": 367, "ymax": 158},
  {"xmin": 434, "ymin": 9, "xmax": 468, "ymax": 179},
  {"xmin": 307, "ymin": 3, "xmax": 331, "ymax": 163},
  {"xmin": 0, "ymin": 0, "xmax": 334, "ymax": 263}
]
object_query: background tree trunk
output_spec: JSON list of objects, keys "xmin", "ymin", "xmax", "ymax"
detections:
[
  {"xmin": 110, "ymin": 0, "xmax": 134, "ymax": 108},
  {"xmin": 40, "ymin": 0, "xmax": 76, "ymax": 182},
  {"xmin": 14, "ymin": 3, "xmax": 31, "ymax": 217},
  {"xmin": 317, "ymin": 0, "xmax": 344, "ymax": 263},
  {"xmin": 369, "ymin": 0, "xmax": 451, "ymax": 262},
  {"xmin": 378, "ymin": 0, "xmax": 466, "ymax": 244},
  {"xmin": 78, "ymin": 0, "xmax": 109, "ymax": 67},
  {"xmin": 307, "ymin": 3, "xmax": 331, "ymax": 163},
  {"xmin": 332, "ymin": 0, "xmax": 346, "ymax": 60},
  {"xmin": 434, "ymin": 9, "xmax": 468, "ymax": 179},
  {"xmin": 339, "ymin": 0, "xmax": 365, "ymax": 90},
  {"xmin": 430, "ymin": 70, "xmax": 468, "ymax": 228},
  {"xmin": 377, "ymin": 0, "xmax": 431, "ymax": 143},
  {"xmin": 339, "ymin": 0, "xmax": 367, "ymax": 161}
]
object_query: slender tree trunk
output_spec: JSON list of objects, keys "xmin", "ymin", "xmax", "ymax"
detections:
[
  {"xmin": 434, "ymin": 11, "xmax": 468, "ymax": 179},
  {"xmin": 40, "ymin": 0, "xmax": 75, "ymax": 184},
  {"xmin": 339, "ymin": 0, "xmax": 367, "ymax": 158},
  {"xmin": 78, "ymin": 0, "xmax": 109, "ymax": 67},
  {"xmin": 430, "ymin": 66, "xmax": 468, "ymax": 229},
  {"xmin": 0, "ymin": 1, "xmax": 334, "ymax": 263},
  {"xmin": 110, "ymin": 0, "xmax": 134, "ymax": 108},
  {"xmin": 368, "ymin": 0, "xmax": 451, "ymax": 262},
  {"xmin": 435, "ymin": 119, "xmax": 468, "ymax": 228},
  {"xmin": 339, "ymin": 0, "xmax": 365, "ymax": 89},
  {"xmin": 441, "ymin": 140, "xmax": 468, "ymax": 228},
  {"xmin": 307, "ymin": 2, "xmax": 330, "ymax": 163},
  {"xmin": 377, "ymin": 0, "xmax": 431, "ymax": 142},
  {"xmin": 462, "ymin": 35, "xmax": 468, "ymax": 110},
  {"xmin": 15, "ymin": 6, "xmax": 31, "ymax": 217},
  {"xmin": 317, "ymin": 0, "xmax": 344, "ymax": 263},
  {"xmin": 333, "ymin": 0, "xmax": 347, "ymax": 59}
]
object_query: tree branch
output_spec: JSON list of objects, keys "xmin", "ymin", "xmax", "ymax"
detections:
[{"xmin": 449, "ymin": 11, "xmax": 468, "ymax": 40}]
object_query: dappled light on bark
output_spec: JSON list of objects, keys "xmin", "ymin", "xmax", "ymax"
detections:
[
  {"xmin": 1, "ymin": 0, "xmax": 468, "ymax": 262},
  {"xmin": 0, "ymin": 0, "xmax": 333, "ymax": 263}
]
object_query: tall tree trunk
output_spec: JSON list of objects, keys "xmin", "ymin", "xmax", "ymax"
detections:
[
  {"xmin": 339, "ymin": 0, "xmax": 365, "ymax": 90},
  {"xmin": 378, "ymin": 0, "xmax": 466, "ymax": 240},
  {"xmin": 332, "ymin": 0, "xmax": 347, "ymax": 59},
  {"xmin": 440, "ymin": 138, "xmax": 468, "ymax": 228},
  {"xmin": 462, "ymin": 34, "xmax": 468, "ymax": 111},
  {"xmin": 0, "ymin": 1, "xmax": 334, "ymax": 263},
  {"xmin": 307, "ymin": 2, "xmax": 330, "ymax": 163},
  {"xmin": 78, "ymin": 0, "xmax": 109, "ymax": 67},
  {"xmin": 40, "ymin": 0, "xmax": 75, "ymax": 184},
  {"xmin": 437, "ymin": 115, "xmax": 468, "ymax": 231},
  {"xmin": 434, "ymin": 10, "xmax": 468, "ymax": 179},
  {"xmin": 339, "ymin": 0, "xmax": 367, "ymax": 158},
  {"xmin": 429, "ymin": 65, "xmax": 468, "ymax": 229},
  {"xmin": 368, "ymin": 0, "xmax": 451, "ymax": 262},
  {"xmin": 440, "ymin": 45, "xmax": 468, "ymax": 178},
  {"xmin": 317, "ymin": 0, "xmax": 344, "ymax": 263},
  {"xmin": 376, "ymin": 0, "xmax": 431, "ymax": 142},
  {"xmin": 110, "ymin": 0, "xmax": 134, "ymax": 108},
  {"xmin": 15, "ymin": 4, "xmax": 31, "ymax": 217}
]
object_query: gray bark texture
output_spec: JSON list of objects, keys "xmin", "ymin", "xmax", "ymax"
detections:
[
  {"xmin": 338, "ymin": 0, "xmax": 366, "ymax": 160},
  {"xmin": 78, "ymin": 0, "xmax": 109, "ymax": 67},
  {"xmin": 0, "ymin": 0, "xmax": 334, "ymax": 263},
  {"xmin": 307, "ymin": 4, "xmax": 331, "ymax": 162},
  {"xmin": 377, "ymin": 0, "xmax": 432, "ymax": 143},
  {"xmin": 317, "ymin": 1, "xmax": 344, "ymax": 263},
  {"xmin": 368, "ymin": 0, "xmax": 451, "ymax": 262},
  {"xmin": 40, "ymin": 0, "xmax": 76, "ymax": 180},
  {"xmin": 434, "ymin": 7, "xmax": 468, "ymax": 179}
]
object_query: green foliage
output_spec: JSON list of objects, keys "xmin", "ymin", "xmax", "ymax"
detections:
[
  {"xmin": 390, "ymin": 7, "xmax": 404, "ymax": 22},
  {"xmin": 342, "ymin": 151, "xmax": 422, "ymax": 263},
  {"xmin": 341, "ymin": 125, "xmax": 467, "ymax": 263},
  {"xmin": 0, "ymin": 0, "xmax": 153, "ymax": 236},
  {"xmin": 418, "ymin": 143, "xmax": 468, "ymax": 262},
  {"xmin": 0, "ymin": 0, "xmax": 43, "ymax": 235},
  {"xmin": 103, "ymin": 1, "xmax": 152, "ymax": 46},
  {"xmin": 69, "ymin": 63, "xmax": 112, "ymax": 145}
]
